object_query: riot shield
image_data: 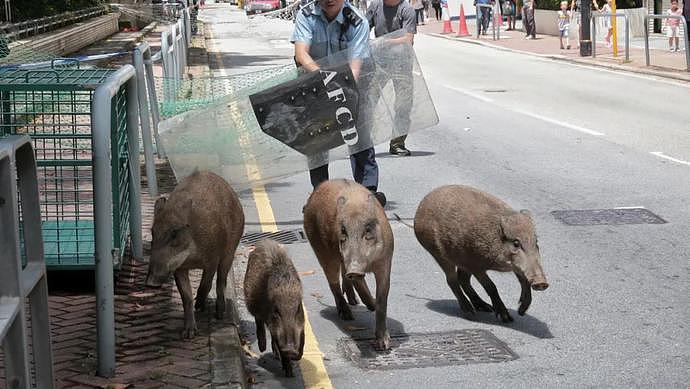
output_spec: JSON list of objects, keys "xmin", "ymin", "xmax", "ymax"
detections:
[{"xmin": 158, "ymin": 30, "xmax": 438, "ymax": 191}]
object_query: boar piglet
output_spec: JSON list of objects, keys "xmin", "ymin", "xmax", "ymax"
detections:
[
  {"xmin": 414, "ymin": 185, "xmax": 548, "ymax": 323},
  {"xmin": 145, "ymin": 171, "xmax": 245, "ymax": 339},
  {"xmin": 244, "ymin": 239, "xmax": 305, "ymax": 377},
  {"xmin": 303, "ymin": 179, "xmax": 394, "ymax": 351}
]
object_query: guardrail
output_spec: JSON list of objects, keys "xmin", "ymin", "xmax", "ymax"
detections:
[
  {"xmin": 0, "ymin": 135, "xmax": 55, "ymax": 389},
  {"xmin": 592, "ymin": 12, "xmax": 629, "ymax": 62},
  {"xmin": 644, "ymin": 14, "xmax": 689, "ymax": 72},
  {"xmin": 0, "ymin": 6, "xmax": 109, "ymax": 41}
]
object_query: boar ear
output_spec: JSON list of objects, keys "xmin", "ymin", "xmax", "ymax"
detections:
[{"xmin": 154, "ymin": 196, "xmax": 167, "ymax": 214}]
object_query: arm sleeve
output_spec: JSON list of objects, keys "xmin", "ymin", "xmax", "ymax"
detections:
[
  {"xmin": 402, "ymin": 6, "xmax": 418, "ymax": 34},
  {"xmin": 291, "ymin": 13, "xmax": 313, "ymax": 44},
  {"xmin": 349, "ymin": 20, "xmax": 371, "ymax": 59}
]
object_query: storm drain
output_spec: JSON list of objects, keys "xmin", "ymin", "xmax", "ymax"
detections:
[
  {"xmin": 551, "ymin": 208, "xmax": 667, "ymax": 226},
  {"xmin": 240, "ymin": 228, "xmax": 307, "ymax": 245},
  {"xmin": 339, "ymin": 329, "xmax": 517, "ymax": 370}
]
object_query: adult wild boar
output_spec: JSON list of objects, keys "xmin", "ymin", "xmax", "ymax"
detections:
[
  {"xmin": 244, "ymin": 239, "xmax": 304, "ymax": 377},
  {"xmin": 413, "ymin": 185, "xmax": 548, "ymax": 323},
  {"xmin": 145, "ymin": 171, "xmax": 245, "ymax": 339},
  {"xmin": 303, "ymin": 179, "xmax": 394, "ymax": 350}
]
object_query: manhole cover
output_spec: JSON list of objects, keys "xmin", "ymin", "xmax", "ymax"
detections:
[
  {"xmin": 240, "ymin": 228, "xmax": 307, "ymax": 245},
  {"xmin": 551, "ymin": 208, "xmax": 667, "ymax": 226},
  {"xmin": 339, "ymin": 329, "xmax": 517, "ymax": 370}
]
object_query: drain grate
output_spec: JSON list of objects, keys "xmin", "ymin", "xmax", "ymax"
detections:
[
  {"xmin": 339, "ymin": 329, "xmax": 517, "ymax": 370},
  {"xmin": 551, "ymin": 208, "xmax": 667, "ymax": 226},
  {"xmin": 240, "ymin": 228, "xmax": 308, "ymax": 245}
]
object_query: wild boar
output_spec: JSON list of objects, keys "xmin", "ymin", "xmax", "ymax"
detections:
[
  {"xmin": 145, "ymin": 171, "xmax": 245, "ymax": 339},
  {"xmin": 244, "ymin": 239, "xmax": 305, "ymax": 377},
  {"xmin": 303, "ymin": 179, "xmax": 394, "ymax": 350},
  {"xmin": 413, "ymin": 185, "xmax": 548, "ymax": 323}
]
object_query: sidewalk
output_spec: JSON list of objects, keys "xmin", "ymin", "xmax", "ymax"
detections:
[
  {"xmin": 0, "ymin": 17, "xmax": 247, "ymax": 389},
  {"xmin": 418, "ymin": 18, "xmax": 690, "ymax": 82}
]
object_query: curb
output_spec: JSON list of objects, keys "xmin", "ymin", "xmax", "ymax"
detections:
[
  {"xmin": 209, "ymin": 266, "xmax": 247, "ymax": 389},
  {"xmin": 428, "ymin": 32, "xmax": 690, "ymax": 83}
]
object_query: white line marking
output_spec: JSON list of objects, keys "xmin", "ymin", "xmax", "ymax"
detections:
[
  {"xmin": 650, "ymin": 151, "xmax": 690, "ymax": 166},
  {"xmin": 511, "ymin": 108, "xmax": 606, "ymax": 136},
  {"xmin": 443, "ymin": 85, "xmax": 494, "ymax": 103}
]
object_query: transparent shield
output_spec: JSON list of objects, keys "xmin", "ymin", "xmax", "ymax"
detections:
[{"xmin": 158, "ymin": 31, "xmax": 438, "ymax": 191}]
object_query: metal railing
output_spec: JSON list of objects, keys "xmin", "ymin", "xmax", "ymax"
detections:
[
  {"xmin": 133, "ymin": 42, "xmax": 161, "ymax": 195},
  {"xmin": 476, "ymin": 3, "xmax": 499, "ymax": 40},
  {"xmin": 91, "ymin": 64, "xmax": 143, "ymax": 377},
  {"xmin": 644, "ymin": 14, "xmax": 689, "ymax": 72},
  {"xmin": 592, "ymin": 12, "xmax": 630, "ymax": 62},
  {"xmin": 0, "ymin": 6, "xmax": 109, "ymax": 41},
  {"xmin": 0, "ymin": 135, "xmax": 54, "ymax": 388}
]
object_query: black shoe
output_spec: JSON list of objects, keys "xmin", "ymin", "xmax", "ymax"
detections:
[
  {"xmin": 389, "ymin": 145, "xmax": 411, "ymax": 156},
  {"xmin": 373, "ymin": 191, "xmax": 387, "ymax": 207}
]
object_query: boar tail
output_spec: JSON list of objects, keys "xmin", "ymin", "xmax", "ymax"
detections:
[{"xmin": 393, "ymin": 213, "xmax": 414, "ymax": 229}]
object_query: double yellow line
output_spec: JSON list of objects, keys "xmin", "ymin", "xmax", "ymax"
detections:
[{"xmin": 208, "ymin": 23, "xmax": 333, "ymax": 389}]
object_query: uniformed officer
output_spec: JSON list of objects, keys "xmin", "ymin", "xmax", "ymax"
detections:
[{"xmin": 291, "ymin": 0, "xmax": 386, "ymax": 206}]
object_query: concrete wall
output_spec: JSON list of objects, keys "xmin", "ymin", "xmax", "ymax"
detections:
[
  {"xmin": 12, "ymin": 13, "xmax": 119, "ymax": 58},
  {"xmin": 534, "ymin": 7, "xmax": 650, "ymax": 37}
]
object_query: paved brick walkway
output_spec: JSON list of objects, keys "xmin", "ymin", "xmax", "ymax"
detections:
[{"xmin": 418, "ymin": 18, "xmax": 690, "ymax": 82}]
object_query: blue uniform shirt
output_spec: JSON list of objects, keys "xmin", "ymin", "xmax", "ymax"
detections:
[{"xmin": 291, "ymin": 2, "xmax": 370, "ymax": 62}]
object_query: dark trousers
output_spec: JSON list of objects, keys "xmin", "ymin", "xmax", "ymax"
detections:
[
  {"xmin": 479, "ymin": 7, "xmax": 491, "ymax": 34},
  {"xmin": 433, "ymin": 5, "xmax": 441, "ymax": 20},
  {"xmin": 523, "ymin": 5, "xmax": 536, "ymax": 37},
  {"xmin": 309, "ymin": 147, "xmax": 379, "ymax": 191}
]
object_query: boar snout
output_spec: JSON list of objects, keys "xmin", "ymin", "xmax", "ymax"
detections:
[
  {"xmin": 282, "ymin": 345, "xmax": 299, "ymax": 361},
  {"xmin": 530, "ymin": 278, "xmax": 549, "ymax": 291}
]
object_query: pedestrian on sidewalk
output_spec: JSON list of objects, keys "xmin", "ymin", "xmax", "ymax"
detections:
[
  {"xmin": 366, "ymin": 0, "xmax": 417, "ymax": 156},
  {"xmin": 412, "ymin": 0, "xmax": 426, "ymax": 25},
  {"xmin": 291, "ymin": 0, "xmax": 387, "ymax": 205},
  {"xmin": 503, "ymin": 0, "xmax": 517, "ymax": 30},
  {"xmin": 432, "ymin": 0, "xmax": 442, "ymax": 20},
  {"xmin": 557, "ymin": 0, "xmax": 572, "ymax": 49},
  {"xmin": 665, "ymin": 0, "xmax": 682, "ymax": 52},
  {"xmin": 475, "ymin": 0, "xmax": 492, "ymax": 35},
  {"xmin": 522, "ymin": 0, "xmax": 536, "ymax": 39},
  {"xmin": 593, "ymin": 0, "xmax": 613, "ymax": 47}
]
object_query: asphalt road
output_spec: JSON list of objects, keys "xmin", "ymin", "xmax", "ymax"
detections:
[{"xmin": 199, "ymin": 4, "xmax": 690, "ymax": 387}]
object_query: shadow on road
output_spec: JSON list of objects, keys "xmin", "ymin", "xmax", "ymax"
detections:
[
  {"xmin": 425, "ymin": 298, "xmax": 554, "ymax": 339},
  {"xmin": 318, "ymin": 301, "xmax": 406, "ymax": 339},
  {"xmin": 374, "ymin": 151, "xmax": 436, "ymax": 159}
]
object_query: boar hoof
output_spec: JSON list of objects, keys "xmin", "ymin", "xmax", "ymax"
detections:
[
  {"xmin": 283, "ymin": 361, "xmax": 295, "ymax": 377},
  {"xmin": 374, "ymin": 332, "xmax": 391, "ymax": 351},
  {"xmin": 181, "ymin": 325, "xmax": 197, "ymax": 339},
  {"xmin": 458, "ymin": 300, "xmax": 476, "ymax": 315},
  {"xmin": 496, "ymin": 309, "xmax": 513, "ymax": 323},
  {"xmin": 337, "ymin": 304, "xmax": 354, "ymax": 321}
]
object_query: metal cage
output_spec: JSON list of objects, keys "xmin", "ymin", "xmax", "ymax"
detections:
[{"xmin": 0, "ymin": 67, "xmax": 135, "ymax": 270}]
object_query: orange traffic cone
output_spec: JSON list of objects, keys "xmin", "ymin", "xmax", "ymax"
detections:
[
  {"xmin": 441, "ymin": 6, "xmax": 454, "ymax": 34},
  {"xmin": 457, "ymin": 4, "xmax": 470, "ymax": 37}
]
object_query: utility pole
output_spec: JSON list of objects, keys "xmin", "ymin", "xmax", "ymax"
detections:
[
  {"xmin": 580, "ymin": 0, "xmax": 592, "ymax": 56},
  {"xmin": 4, "ymin": 0, "xmax": 11, "ymax": 23}
]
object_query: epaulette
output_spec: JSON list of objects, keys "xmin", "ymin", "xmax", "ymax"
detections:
[{"xmin": 342, "ymin": 6, "xmax": 362, "ymax": 27}]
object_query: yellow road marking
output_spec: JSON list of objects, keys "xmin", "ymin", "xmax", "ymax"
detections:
[{"xmin": 209, "ymin": 23, "xmax": 333, "ymax": 389}]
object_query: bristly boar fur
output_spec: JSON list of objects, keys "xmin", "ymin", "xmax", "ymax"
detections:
[
  {"xmin": 244, "ymin": 239, "xmax": 304, "ymax": 377},
  {"xmin": 303, "ymin": 179, "xmax": 394, "ymax": 351},
  {"xmin": 414, "ymin": 185, "xmax": 548, "ymax": 323},
  {"xmin": 145, "ymin": 171, "xmax": 244, "ymax": 339}
]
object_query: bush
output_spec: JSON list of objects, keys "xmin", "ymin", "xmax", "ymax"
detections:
[
  {"xmin": 11, "ymin": 0, "xmax": 104, "ymax": 22},
  {"xmin": 534, "ymin": 0, "xmax": 641, "ymax": 11}
]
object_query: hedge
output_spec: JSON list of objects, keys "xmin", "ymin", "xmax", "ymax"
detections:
[{"xmin": 10, "ymin": 0, "xmax": 104, "ymax": 22}]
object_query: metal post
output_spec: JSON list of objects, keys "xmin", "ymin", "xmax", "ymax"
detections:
[
  {"xmin": 91, "ymin": 65, "xmax": 137, "ymax": 378},
  {"xmin": 144, "ymin": 52, "xmax": 165, "ymax": 157},
  {"xmin": 592, "ymin": 15, "xmax": 597, "ymax": 57},
  {"xmin": 133, "ymin": 43, "xmax": 159, "ymax": 197},
  {"xmin": 644, "ymin": 15, "xmax": 689, "ymax": 71},
  {"xmin": 580, "ymin": 0, "xmax": 592, "ymax": 56},
  {"xmin": 0, "ymin": 138, "xmax": 30, "ymax": 389},
  {"xmin": 15, "ymin": 139, "xmax": 54, "ymax": 389},
  {"xmin": 624, "ymin": 15, "xmax": 629, "ymax": 62},
  {"xmin": 126, "ymin": 77, "xmax": 144, "ymax": 259},
  {"xmin": 184, "ymin": 8, "xmax": 192, "ymax": 45}
]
